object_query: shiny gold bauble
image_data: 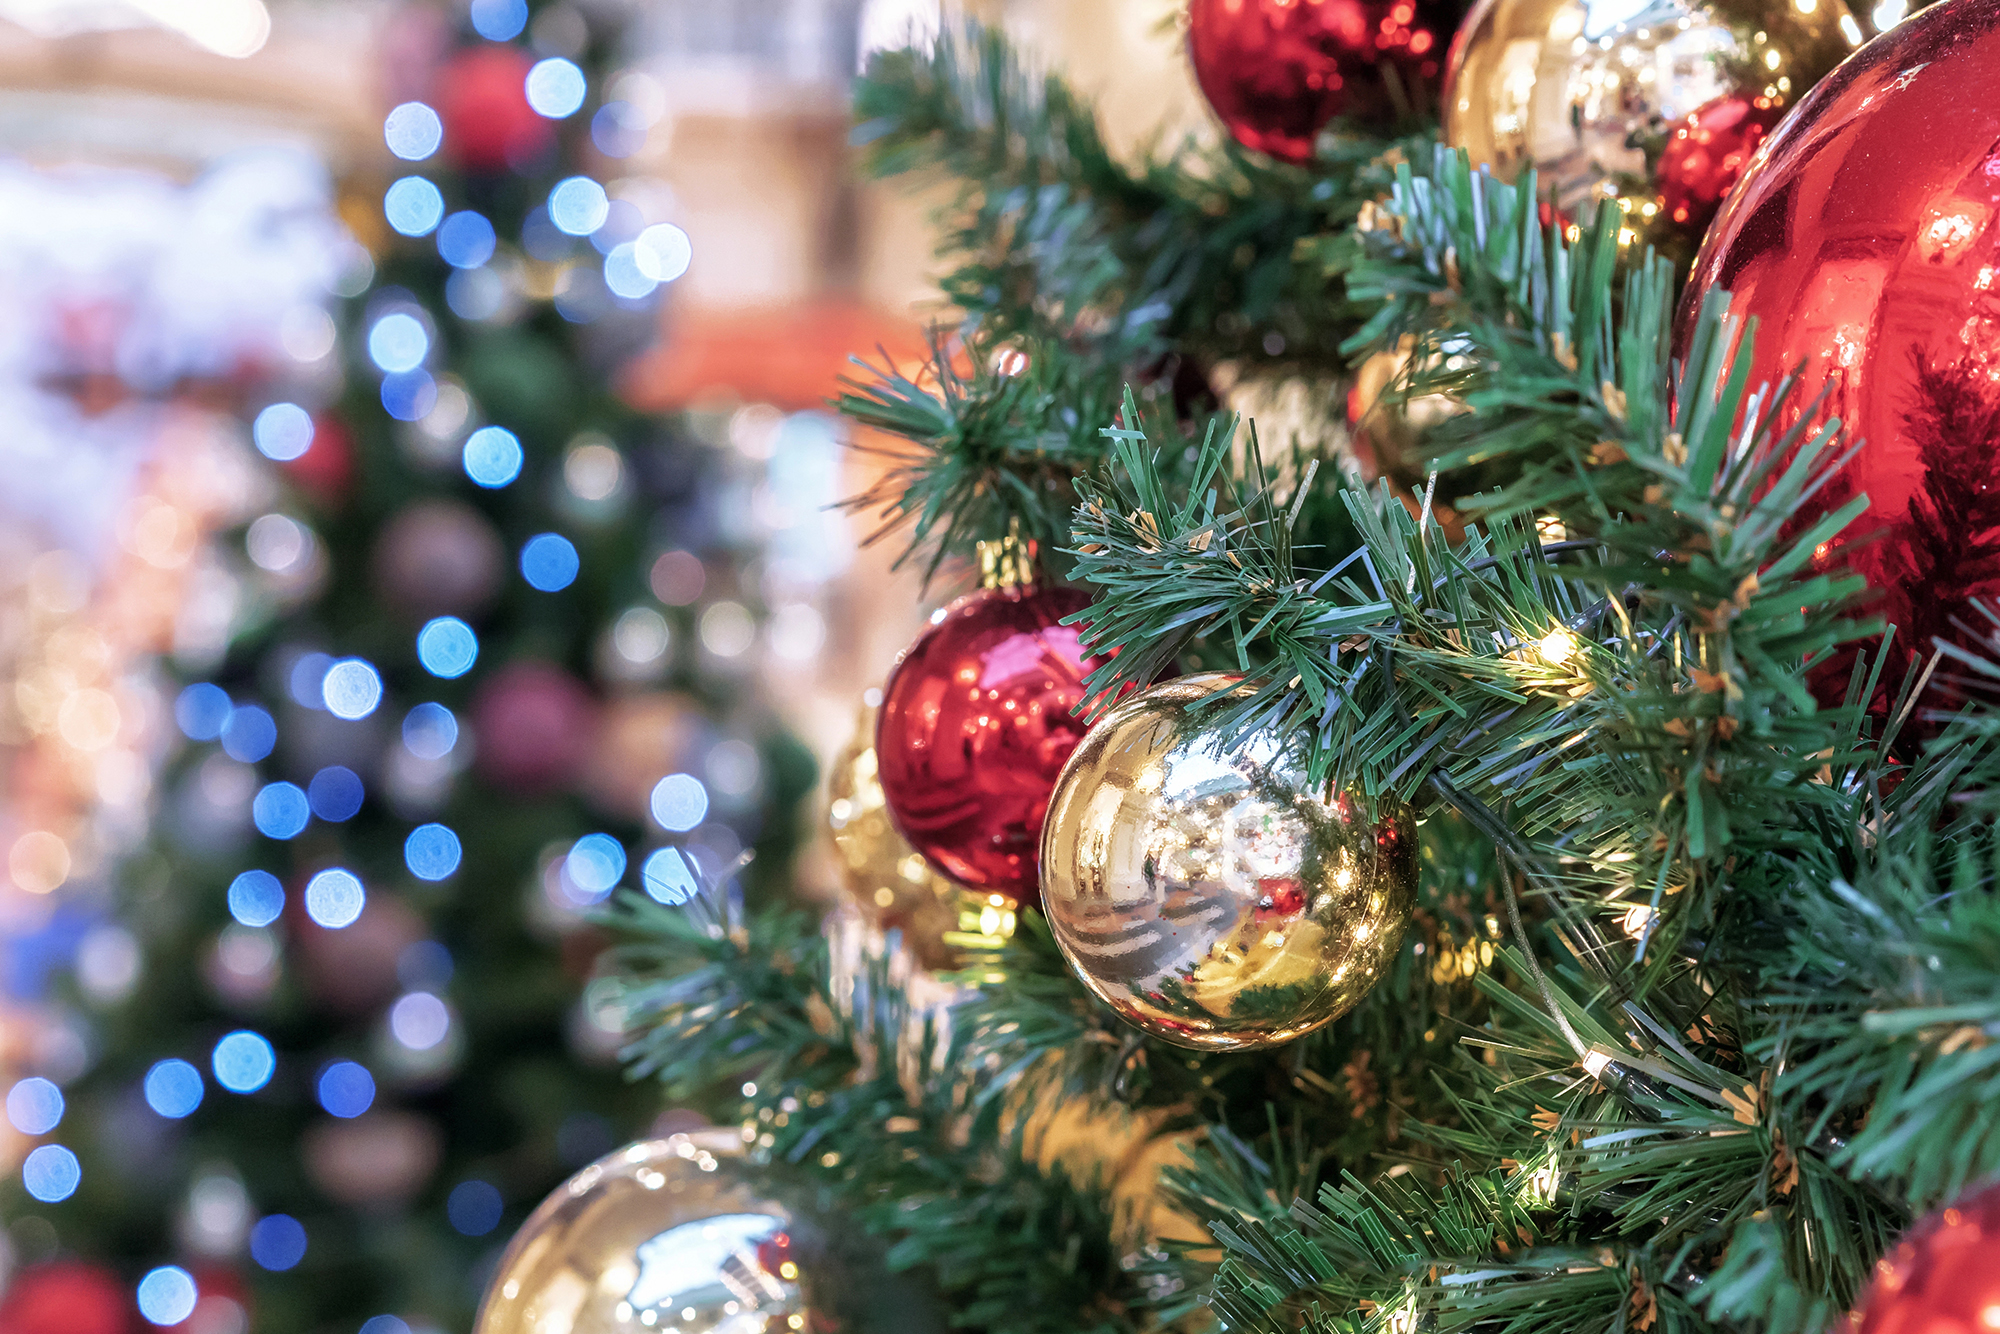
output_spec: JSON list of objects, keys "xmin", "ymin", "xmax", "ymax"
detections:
[
  {"xmin": 475, "ymin": 1132, "xmax": 811, "ymax": 1334},
  {"xmin": 1441, "ymin": 0, "xmax": 1858, "ymax": 252},
  {"xmin": 1039, "ymin": 674, "xmax": 1419, "ymax": 1052}
]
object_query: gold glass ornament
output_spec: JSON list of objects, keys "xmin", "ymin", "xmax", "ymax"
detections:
[
  {"xmin": 475, "ymin": 1132, "xmax": 811, "ymax": 1334},
  {"xmin": 1441, "ymin": 0, "xmax": 1858, "ymax": 253},
  {"xmin": 1040, "ymin": 674, "xmax": 1419, "ymax": 1051}
]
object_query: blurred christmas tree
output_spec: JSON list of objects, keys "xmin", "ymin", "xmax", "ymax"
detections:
[{"xmin": 0, "ymin": 3, "xmax": 815, "ymax": 1332}]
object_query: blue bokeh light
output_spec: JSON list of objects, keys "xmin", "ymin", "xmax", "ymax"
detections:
[
  {"xmin": 316, "ymin": 1061, "xmax": 376, "ymax": 1119},
  {"xmin": 213, "ymin": 1031, "xmax": 276, "ymax": 1094},
  {"xmin": 603, "ymin": 244, "xmax": 656, "ymax": 301},
  {"xmin": 249, "ymin": 1214, "xmax": 308, "ymax": 1271},
  {"xmin": 642, "ymin": 847, "xmax": 700, "ymax": 905},
  {"xmin": 307, "ymin": 766, "xmax": 365, "ymax": 822},
  {"xmin": 384, "ymin": 176, "xmax": 446, "ymax": 237},
  {"xmin": 402, "ymin": 703, "xmax": 458, "ymax": 760},
  {"xmin": 175, "ymin": 683, "xmax": 232, "ymax": 741},
  {"xmin": 289, "ymin": 652, "xmax": 332, "ymax": 709},
  {"xmin": 253, "ymin": 782, "xmax": 311, "ymax": 840},
  {"xmin": 137, "ymin": 1267, "xmax": 198, "ymax": 1326},
  {"xmin": 322, "ymin": 658, "xmax": 383, "ymax": 720},
  {"xmin": 252, "ymin": 403, "xmax": 314, "ymax": 461},
  {"xmin": 22, "ymin": 1145, "xmax": 78, "ymax": 1202},
  {"xmin": 381, "ymin": 370, "xmax": 438, "ymax": 422},
  {"xmin": 405, "ymin": 824, "xmax": 463, "ymax": 882},
  {"xmin": 591, "ymin": 102, "xmax": 647, "ymax": 157},
  {"xmin": 144, "ymin": 1059, "xmax": 204, "ymax": 1118},
  {"xmin": 520, "ymin": 533, "xmax": 579, "ymax": 592},
  {"xmin": 305, "ymin": 869, "xmax": 366, "ymax": 929},
  {"xmin": 436, "ymin": 210, "xmax": 497, "ymax": 269},
  {"xmin": 368, "ymin": 313, "xmax": 430, "ymax": 374},
  {"xmin": 6, "ymin": 1077, "xmax": 63, "ymax": 1135},
  {"xmin": 649, "ymin": 773, "xmax": 709, "ymax": 832},
  {"xmin": 564, "ymin": 833, "xmax": 626, "ymax": 898},
  {"xmin": 416, "ymin": 617, "xmax": 479, "ymax": 678},
  {"xmin": 525, "ymin": 58, "xmax": 586, "ymax": 118},
  {"xmin": 447, "ymin": 1179, "xmax": 504, "ymax": 1235},
  {"xmin": 220, "ymin": 705, "xmax": 277, "ymax": 763},
  {"xmin": 548, "ymin": 177, "xmax": 609, "ymax": 236},
  {"xmin": 469, "ymin": 0, "xmax": 527, "ymax": 40},
  {"xmin": 228, "ymin": 870, "xmax": 285, "ymax": 927},
  {"xmin": 463, "ymin": 425, "xmax": 523, "ymax": 487},
  {"xmin": 384, "ymin": 102, "xmax": 443, "ymax": 161},
  {"xmin": 360, "ymin": 1318, "xmax": 412, "ymax": 1334}
]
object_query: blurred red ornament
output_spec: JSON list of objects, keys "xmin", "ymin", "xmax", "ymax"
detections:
[
  {"xmin": 473, "ymin": 662, "xmax": 597, "ymax": 794},
  {"xmin": 1843, "ymin": 1181, "xmax": 2000, "ymax": 1332},
  {"xmin": 0, "ymin": 1260, "xmax": 131, "ymax": 1334},
  {"xmin": 876, "ymin": 582, "xmax": 1097, "ymax": 904},
  {"xmin": 434, "ymin": 46, "xmax": 550, "ymax": 172},
  {"xmin": 1186, "ymin": 0, "xmax": 1440, "ymax": 162},
  {"xmin": 281, "ymin": 411, "xmax": 355, "ymax": 499},
  {"xmin": 1657, "ymin": 94, "xmax": 1786, "ymax": 242},
  {"xmin": 1678, "ymin": 0, "xmax": 2000, "ymax": 721},
  {"xmin": 372, "ymin": 500, "xmax": 506, "ymax": 622}
]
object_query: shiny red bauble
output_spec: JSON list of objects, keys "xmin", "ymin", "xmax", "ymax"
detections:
[
  {"xmin": 1186, "ymin": 0, "xmax": 1441, "ymax": 162},
  {"xmin": 1679, "ymin": 0, "xmax": 2000, "ymax": 719},
  {"xmin": 1657, "ymin": 93, "xmax": 1786, "ymax": 243},
  {"xmin": 876, "ymin": 584, "xmax": 1099, "ymax": 904},
  {"xmin": 1842, "ymin": 1181, "xmax": 2000, "ymax": 1332},
  {"xmin": 434, "ymin": 45, "xmax": 552, "ymax": 172}
]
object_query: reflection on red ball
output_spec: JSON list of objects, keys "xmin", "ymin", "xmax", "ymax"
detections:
[
  {"xmin": 1844, "ymin": 1180, "xmax": 2000, "ymax": 1332},
  {"xmin": 1187, "ymin": 0, "xmax": 1441, "ymax": 162},
  {"xmin": 1678, "ymin": 0, "xmax": 2000, "ymax": 722},
  {"xmin": 472, "ymin": 662, "xmax": 598, "ymax": 794},
  {"xmin": 876, "ymin": 584, "xmax": 1098, "ymax": 904},
  {"xmin": 1657, "ymin": 93, "xmax": 1786, "ymax": 244},
  {"xmin": 0, "ymin": 1261, "xmax": 132, "ymax": 1334},
  {"xmin": 434, "ymin": 46, "xmax": 551, "ymax": 172}
]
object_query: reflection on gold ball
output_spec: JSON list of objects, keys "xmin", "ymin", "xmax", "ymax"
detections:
[
  {"xmin": 1040, "ymin": 674, "xmax": 1418, "ymax": 1052},
  {"xmin": 474, "ymin": 1133, "xmax": 809, "ymax": 1334}
]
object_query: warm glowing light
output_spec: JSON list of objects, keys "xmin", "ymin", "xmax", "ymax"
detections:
[
  {"xmin": 9, "ymin": 832, "xmax": 70, "ymax": 894},
  {"xmin": 1620, "ymin": 903, "xmax": 1657, "ymax": 939},
  {"xmin": 1839, "ymin": 12, "xmax": 1864, "ymax": 43},
  {"xmin": 1537, "ymin": 628, "xmax": 1578, "ymax": 665}
]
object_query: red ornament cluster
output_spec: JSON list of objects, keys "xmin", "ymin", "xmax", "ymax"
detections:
[
  {"xmin": 1843, "ymin": 1181, "xmax": 2000, "ymax": 1332},
  {"xmin": 1677, "ymin": 0, "xmax": 2000, "ymax": 721},
  {"xmin": 875, "ymin": 584, "xmax": 1098, "ymax": 905},
  {"xmin": 1186, "ymin": 0, "xmax": 1441, "ymax": 163}
]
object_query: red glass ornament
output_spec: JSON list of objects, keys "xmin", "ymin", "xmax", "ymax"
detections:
[
  {"xmin": 1657, "ymin": 93, "xmax": 1786, "ymax": 243},
  {"xmin": 434, "ymin": 46, "xmax": 552, "ymax": 172},
  {"xmin": 0, "ymin": 1260, "xmax": 132, "ymax": 1334},
  {"xmin": 1678, "ymin": 0, "xmax": 2000, "ymax": 719},
  {"xmin": 472, "ymin": 661, "xmax": 598, "ymax": 794},
  {"xmin": 876, "ymin": 584, "xmax": 1098, "ymax": 903},
  {"xmin": 1186, "ymin": 0, "xmax": 1441, "ymax": 163},
  {"xmin": 1843, "ymin": 1180, "xmax": 2000, "ymax": 1332}
]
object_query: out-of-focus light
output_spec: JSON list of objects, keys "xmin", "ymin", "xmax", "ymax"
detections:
[
  {"xmin": 469, "ymin": 0, "xmax": 527, "ymax": 40},
  {"xmin": 769, "ymin": 603, "xmax": 826, "ymax": 662},
  {"xmin": 176, "ymin": 683, "xmax": 233, "ymax": 740},
  {"xmin": 145, "ymin": 1059, "xmax": 205, "ymax": 1118},
  {"xmin": 228, "ymin": 870, "xmax": 285, "ymax": 927},
  {"xmin": 7, "ymin": 1077, "xmax": 63, "ymax": 1135},
  {"xmin": 650, "ymin": 774, "xmax": 708, "ymax": 832},
  {"xmin": 76, "ymin": 925, "xmax": 140, "ymax": 1005},
  {"xmin": 252, "ymin": 402, "xmax": 314, "ymax": 461},
  {"xmin": 463, "ymin": 426, "xmax": 523, "ymax": 487},
  {"xmin": 613, "ymin": 607, "xmax": 669, "ymax": 664},
  {"xmin": 649, "ymin": 550, "xmax": 704, "ymax": 605},
  {"xmin": 642, "ymin": 847, "xmax": 699, "ymax": 904},
  {"xmin": 402, "ymin": 703, "xmax": 458, "ymax": 759},
  {"xmin": 525, "ymin": 58, "xmax": 586, "ymax": 118},
  {"xmin": 369, "ymin": 313, "xmax": 429, "ymax": 374},
  {"xmin": 220, "ymin": 706, "xmax": 277, "ymax": 763},
  {"xmin": 22, "ymin": 1145, "xmax": 78, "ymax": 1201},
  {"xmin": 246, "ymin": 514, "xmax": 312, "ymax": 574},
  {"xmin": 390, "ymin": 992, "xmax": 451, "ymax": 1050},
  {"xmin": 8, "ymin": 832, "xmax": 67, "ymax": 895},
  {"xmin": 635, "ymin": 223, "xmax": 692, "ymax": 283},
  {"xmin": 446, "ymin": 267, "xmax": 508, "ymax": 321},
  {"xmin": 384, "ymin": 177, "xmax": 446, "ymax": 237},
  {"xmin": 603, "ymin": 243, "xmax": 656, "ymax": 300},
  {"xmin": 417, "ymin": 617, "xmax": 479, "ymax": 678},
  {"xmin": 385, "ymin": 102, "xmax": 443, "ymax": 160},
  {"xmin": 1872, "ymin": 0, "xmax": 1907, "ymax": 25},
  {"xmin": 381, "ymin": 371, "xmax": 437, "ymax": 422},
  {"xmin": 399, "ymin": 941, "xmax": 453, "ymax": 988},
  {"xmin": 548, "ymin": 177, "xmax": 609, "ymax": 236},
  {"xmin": 305, "ymin": 869, "xmax": 365, "ymax": 929},
  {"xmin": 708, "ymin": 739, "xmax": 761, "ymax": 798},
  {"xmin": 316, "ymin": 1061, "xmax": 375, "ymax": 1118},
  {"xmin": 436, "ymin": 211, "xmax": 497, "ymax": 269},
  {"xmin": 253, "ymin": 782, "xmax": 310, "ymax": 839},
  {"xmin": 211, "ymin": 1032, "xmax": 276, "ymax": 1094},
  {"xmin": 447, "ymin": 1180, "xmax": 504, "ymax": 1235},
  {"xmin": 360, "ymin": 1318, "xmax": 411, "ymax": 1334},
  {"xmin": 564, "ymin": 834, "xmax": 626, "ymax": 898},
  {"xmin": 281, "ymin": 305, "xmax": 337, "ymax": 362},
  {"xmin": 520, "ymin": 533, "xmax": 579, "ymax": 591},
  {"xmin": 307, "ymin": 766, "xmax": 365, "ymax": 822},
  {"xmin": 137, "ymin": 1267, "xmax": 198, "ymax": 1326},
  {"xmin": 322, "ymin": 658, "xmax": 383, "ymax": 720},
  {"xmin": 591, "ymin": 102, "xmax": 647, "ymax": 157},
  {"xmin": 249, "ymin": 1215, "xmax": 307, "ymax": 1271},
  {"xmin": 405, "ymin": 824, "xmax": 462, "ymax": 881},
  {"xmin": 290, "ymin": 653, "xmax": 332, "ymax": 709},
  {"xmin": 564, "ymin": 439, "xmax": 623, "ymax": 499},
  {"xmin": 699, "ymin": 601, "xmax": 755, "ymax": 657}
]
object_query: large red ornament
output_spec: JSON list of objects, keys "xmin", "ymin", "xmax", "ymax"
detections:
[
  {"xmin": 1186, "ymin": 0, "xmax": 1441, "ymax": 162},
  {"xmin": 0, "ymin": 1260, "xmax": 132, "ymax": 1334},
  {"xmin": 433, "ymin": 46, "xmax": 551, "ymax": 172},
  {"xmin": 1656, "ymin": 94, "xmax": 1786, "ymax": 242},
  {"xmin": 876, "ymin": 583, "xmax": 1098, "ymax": 904},
  {"xmin": 1679, "ymin": 0, "xmax": 2000, "ymax": 720},
  {"xmin": 1842, "ymin": 1180, "xmax": 2000, "ymax": 1332}
]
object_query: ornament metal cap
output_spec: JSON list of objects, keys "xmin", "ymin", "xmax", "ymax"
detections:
[{"xmin": 977, "ymin": 521, "xmax": 1038, "ymax": 591}]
